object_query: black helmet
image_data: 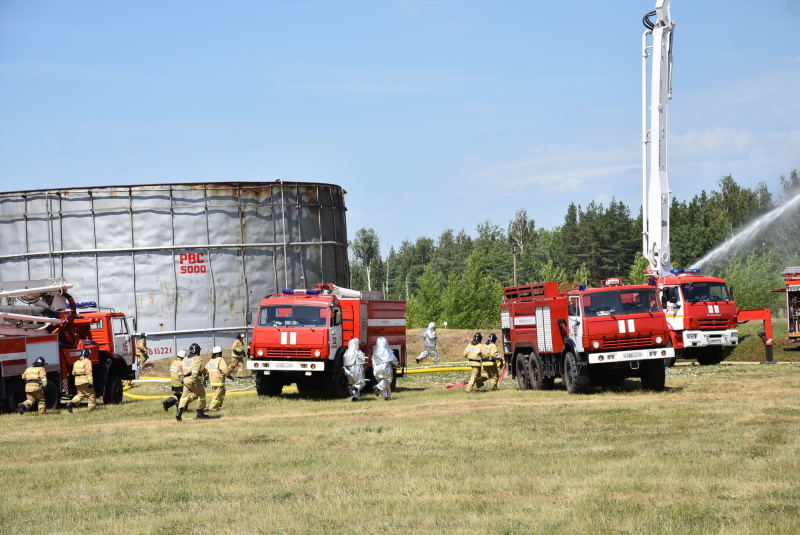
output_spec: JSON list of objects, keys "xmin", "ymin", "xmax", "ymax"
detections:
[
  {"xmin": 80, "ymin": 348, "xmax": 90, "ymax": 359},
  {"xmin": 33, "ymin": 357, "xmax": 46, "ymax": 367},
  {"xmin": 237, "ymin": 333, "xmax": 244, "ymax": 339},
  {"xmin": 471, "ymin": 332, "xmax": 483, "ymax": 345},
  {"xmin": 189, "ymin": 343, "xmax": 201, "ymax": 356},
  {"xmin": 487, "ymin": 333, "xmax": 497, "ymax": 344}
]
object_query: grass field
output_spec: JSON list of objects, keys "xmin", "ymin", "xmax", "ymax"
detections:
[{"xmin": 2, "ymin": 343, "xmax": 800, "ymax": 534}]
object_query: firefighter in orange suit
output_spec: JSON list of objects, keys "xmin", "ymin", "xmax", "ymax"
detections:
[
  {"xmin": 162, "ymin": 350, "xmax": 187, "ymax": 411},
  {"xmin": 67, "ymin": 349, "xmax": 96, "ymax": 412},
  {"xmin": 482, "ymin": 333, "xmax": 502, "ymax": 391},
  {"xmin": 206, "ymin": 346, "xmax": 229, "ymax": 411},
  {"xmin": 176, "ymin": 343, "xmax": 209, "ymax": 421},
  {"xmin": 18, "ymin": 357, "xmax": 48, "ymax": 415},
  {"xmin": 229, "ymin": 334, "xmax": 246, "ymax": 377},
  {"xmin": 136, "ymin": 333, "xmax": 149, "ymax": 370},
  {"xmin": 464, "ymin": 332, "xmax": 487, "ymax": 392}
]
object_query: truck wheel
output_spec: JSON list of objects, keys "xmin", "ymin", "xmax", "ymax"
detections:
[
  {"xmin": 664, "ymin": 357, "xmax": 677, "ymax": 367},
  {"xmin": 562, "ymin": 351, "xmax": 590, "ymax": 394},
  {"xmin": 640, "ymin": 360, "xmax": 666, "ymax": 391},
  {"xmin": 696, "ymin": 347, "xmax": 725, "ymax": 366},
  {"xmin": 255, "ymin": 372, "xmax": 283, "ymax": 397},
  {"xmin": 4, "ymin": 379, "xmax": 25, "ymax": 413},
  {"xmin": 323, "ymin": 351, "xmax": 349, "ymax": 398},
  {"xmin": 528, "ymin": 353, "xmax": 555, "ymax": 390},
  {"xmin": 44, "ymin": 377, "xmax": 61, "ymax": 410},
  {"xmin": 515, "ymin": 354, "xmax": 530, "ymax": 391},
  {"xmin": 104, "ymin": 375, "xmax": 124, "ymax": 404}
]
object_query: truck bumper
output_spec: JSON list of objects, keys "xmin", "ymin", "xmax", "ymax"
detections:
[
  {"xmin": 587, "ymin": 347, "xmax": 674, "ymax": 365},
  {"xmin": 682, "ymin": 329, "xmax": 738, "ymax": 348},
  {"xmin": 246, "ymin": 360, "xmax": 326, "ymax": 373}
]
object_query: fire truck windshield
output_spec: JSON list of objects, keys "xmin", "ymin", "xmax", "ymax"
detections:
[
  {"xmin": 257, "ymin": 305, "xmax": 328, "ymax": 327},
  {"xmin": 680, "ymin": 281, "xmax": 731, "ymax": 303},
  {"xmin": 582, "ymin": 288, "xmax": 660, "ymax": 317}
]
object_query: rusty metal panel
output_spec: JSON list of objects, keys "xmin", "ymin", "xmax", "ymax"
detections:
[{"xmin": 0, "ymin": 182, "xmax": 350, "ymax": 359}]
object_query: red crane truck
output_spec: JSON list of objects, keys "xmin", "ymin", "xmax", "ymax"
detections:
[
  {"xmin": 247, "ymin": 283, "xmax": 406, "ymax": 398},
  {"xmin": 501, "ymin": 279, "xmax": 675, "ymax": 394},
  {"xmin": 0, "ymin": 278, "xmax": 137, "ymax": 411}
]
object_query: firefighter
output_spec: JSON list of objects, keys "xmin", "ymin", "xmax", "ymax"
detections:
[
  {"xmin": 67, "ymin": 349, "xmax": 96, "ymax": 412},
  {"xmin": 136, "ymin": 333, "xmax": 149, "ymax": 370},
  {"xmin": 415, "ymin": 322, "xmax": 440, "ymax": 365},
  {"xmin": 206, "ymin": 346, "xmax": 229, "ymax": 411},
  {"xmin": 482, "ymin": 333, "xmax": 502, "ymax": 391},
  {"xmin": 162, "ymin": 350, "xmax": 187, "ymax": 411},
  {"xmin": 343, "ymin": 338, "xmax": 366, "ymax": 401},
  {"xmin": 464, "ymin": 332, "xmax": 487, "ymax": 392},
  {"xmin": 371, "ymin": 337, "xmax": 398, "ymax": 400},
  {"xmin": 229, "ymin": 333, "xmax": 246, "ymax": 378},
  {"xmin": 18, "ymin": 357, "xmax": 48, "ymax": 415},
  {"xmin": 176, "ymin": 342, "xmax": 209, "ymax": 421}
]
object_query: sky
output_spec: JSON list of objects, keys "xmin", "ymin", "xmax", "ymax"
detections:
[{"xmin": 1, "ymin": 0, "xmax": 799, "ymax": 257}]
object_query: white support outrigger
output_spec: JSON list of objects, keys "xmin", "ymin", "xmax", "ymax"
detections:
[{"xmin": 642, "ymin": 0, "xmax": 676, "ymax": 277}]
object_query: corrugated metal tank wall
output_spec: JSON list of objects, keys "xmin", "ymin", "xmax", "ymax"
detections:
[{"xmin": 0, "ymin": 182, "xmax": 349, "ymax": 358}]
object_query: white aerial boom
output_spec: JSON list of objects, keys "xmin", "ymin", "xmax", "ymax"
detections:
[{"xmin": 642, "ymin": 0, "xmax": 676, "ymax": 277}]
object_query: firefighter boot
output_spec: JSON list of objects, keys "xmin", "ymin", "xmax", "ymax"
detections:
[
  {"xmin": 373, "ymin": 385, "xmax": 381, "ymax": 397},
  {"xmin": 350, "ymin": 386, "xmax": 360, "ymax": 402},
  {"xmin": 16, "ymin": 403, "xmax": 26, "ymax": 415},
  {"xmin": 176, "ymin": 407, "xmax": 184, "ymax": 421},
  {"xmin": 163, "ymin": 397, "xmax": 177, "ymax": 411},
  {"xmin": 382, "ymin": 390, "xmax": 391, "ymax": 401},
  {"xmin": 195, "ymin": 409, "xmax": 210, "ymax": 420},
  {"xmin": 66, "ymin": 401, "xmax": 74, "ymax": 413}
]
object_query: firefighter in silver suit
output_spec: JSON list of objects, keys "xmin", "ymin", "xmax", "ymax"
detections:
[
  {"xmin": 343, "ymin": 338, "xmax": 366, "ymax": 401},
  {"xmin": 371, "ymin": 337, "xmax": 398, "ymax": 400},
  {"xmin": 415, "ymin": 322, "xmax": 440, "ymax": 365}
]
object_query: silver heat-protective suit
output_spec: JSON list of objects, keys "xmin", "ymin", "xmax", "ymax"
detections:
[
  {"xmin": 343, "ymin": 337, "xmax": 366, "ymax": 401},
  {"xmin": 416, "ymin": 321, "xmax": 439, "ymax": 364},
  {"xmin": 371, "ymin": 336, "xmax": 398, "ymax": 400}
]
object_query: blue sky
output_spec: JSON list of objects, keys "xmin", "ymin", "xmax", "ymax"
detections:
[{"xmin": 1, "ymin": 1, "xmax": 798, "ymax": 257}]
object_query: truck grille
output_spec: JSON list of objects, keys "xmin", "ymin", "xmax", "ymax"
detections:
[
  {"xmin": 266, "ymin": 348, "xmax": 313, "ymax": 358},
  {"xmin": 698, "ymin": 319, "xmax": 731, "ymax": 328},
  {"xmin": 603, "ymin": 335, "xmax": 653, "ymax": 350}
]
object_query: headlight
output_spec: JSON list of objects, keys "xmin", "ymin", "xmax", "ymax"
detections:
[
  {"xmin": 314, "ymin": 349, "xmax": 321, "ymax": 357},
  {"xmin": 591, "ymin": 340, "xmax": 600, "ymax": 349},
  {"xmin": 686, "ymin": 334, "xmax": 697, "ymax": 339},
  {"xmin": 257, "ymin": 348, "xmax": 264, "ymax": 357},
  {"xmin": 655, "ymin": 336, "xmax": 663, "ymax": 344}
]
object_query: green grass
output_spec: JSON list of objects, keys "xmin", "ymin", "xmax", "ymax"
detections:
[{"xmin": 2, "ymin": 363, "xmax": 800, "ymax": 534}]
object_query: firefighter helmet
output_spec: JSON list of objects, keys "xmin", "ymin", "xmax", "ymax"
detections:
[
  {"xmin": 237, "ymin": 333, "xmax": 244, "ymax": 339},
  {"xmin": 177, "ymin": 349, "xmax": 188, "ymax": 359},
  {"xmin": 33, "ymin": 357, "xmax": 46, "ymax": 367},
  {"xmin": 212, "ymin": 345, "xmax": 222, "ymax": 356},
  {"xmin": 80, "ymin": 348, "xmax": 90, "ymax": 359},
  {"xmin": 189, "ymin": 343, "xmax": 201, "ymax": 356},
  {"xmin": 487, "ymin": 333, "xmax": 497, "ymax": 344},
  {"xmin": 471, "ymin": 332, "xmax": 483, "ymax": 345}
]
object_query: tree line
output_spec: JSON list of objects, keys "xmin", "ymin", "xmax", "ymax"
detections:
[{"xmin": 349, "ymin": 171, "xmax": 800, "ymax": 328}]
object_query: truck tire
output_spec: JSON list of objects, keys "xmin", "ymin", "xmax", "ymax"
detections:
[
  {"xmin": 323, "ymin": 350, "xmax": 349, "ymax": 398},
  {"xmin": 4, "ymin": 379, "xmax": 25, "ymax": 413},
  {"xmin": 528, "ymin": 352, "xmax": 555, "ymax": 390},
  {"xmin": 562, "ymin": 351, "xmax": 590, "ymax": 394},
  {"xmin": 640, "ymin": 359, "xmax": 666, "ymax": 391},
  {"xmin": 255, "ymin": 372, "xmax": 283, "ymax": 397},
  {"xmin": 664, "ymin": 356, "xmax": 677, "ymax": 367},
  {"xmin": 515, "ymin": 354, "xmax": 530, "ymax": 391},
  {"xmin": 43, "ymin": 378, "xmax": 61, "ymax": 410},
  {"xmin": 104, "ymin": 375, "xmax": 124, "ymax": 404},
  {"xmin": 696, "ymin": 347, "xmax": 725, "ymax": 366}
]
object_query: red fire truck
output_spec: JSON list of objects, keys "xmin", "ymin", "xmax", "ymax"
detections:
[
  {"xmin": 658, "ymin": 270, "xmax": 739, "ymax": 365},
  {"xmin": 772, "ymin": 267, "xmax": 800, "ymax": 344},
  {"xmin": 0, "ymin": 278, "xmax": 137, "ymax": 411},
  {"xmin": 247, "ymin": 283, "xmax": 406, "ymax": 398},
  {"xmin": 501, "ymin": 279, "xmax": 674, "ymax": 394}
]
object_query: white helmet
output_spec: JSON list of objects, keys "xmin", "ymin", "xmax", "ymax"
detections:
[
  {"xmin": 212, "ymin": 345, "xmax": 223, "ymax": 355},
  {"xmin": 428, "ymin": 322, "xmax": 436, "ymax": 330},
  {"xmin": 177, "ymin": 350, "xmax": 188, "ymax": 359}
]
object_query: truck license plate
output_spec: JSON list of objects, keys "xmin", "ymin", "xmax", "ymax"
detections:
[
  {"xmin": 623, "ymin": 352, "xmax": 640, "ymax": 359},
  {"xmin": 272, "ymin": 362, "xmax": 293, "ymax": 369},
  {"xmin": 708, "ymin": 339, "xmax": 722, "ymax": 344}
]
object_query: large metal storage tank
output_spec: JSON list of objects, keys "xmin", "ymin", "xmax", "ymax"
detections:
[{"xmin": 0, "ymin": 182, "xmax": 350, "ymax": 358}]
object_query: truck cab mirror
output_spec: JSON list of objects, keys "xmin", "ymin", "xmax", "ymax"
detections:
[
  {"xmin": 246, "ymin": 311, "xmax": 253, "ymax": 325},
  {"xmin": 333, "ymin": 310, "xmax": 342, "ymax": 326},
  {"xmin": 729, "ymin": 286, "xmax": 734, "ymax": 300}
]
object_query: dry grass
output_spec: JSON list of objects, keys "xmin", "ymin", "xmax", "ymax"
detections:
[{"xmin": 2, "ymin": 359, "xmax": 800, "ymax": 534}]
